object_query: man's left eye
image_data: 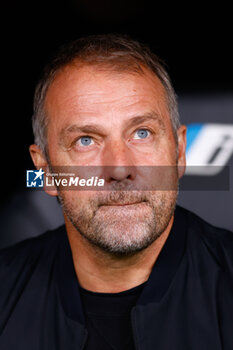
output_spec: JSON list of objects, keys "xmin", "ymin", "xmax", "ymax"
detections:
[
  {"xmin": 76, "ymin": 136, "xmax": 94, "ymax": 147},
  {"xmin": 133, "ymin": 129, "xmax": 151, "ymax": 139}
]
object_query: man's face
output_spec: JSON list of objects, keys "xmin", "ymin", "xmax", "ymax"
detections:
[{"xmin": 36, "ymin": 64, "xmax": 186, "ymax": 255}]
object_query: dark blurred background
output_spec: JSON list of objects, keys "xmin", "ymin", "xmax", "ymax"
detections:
[{"xmin": 0, "ymin": 1, "xmax": 232, "ymax": 248}]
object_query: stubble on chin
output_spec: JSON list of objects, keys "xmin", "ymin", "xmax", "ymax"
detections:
[{"xmin": 58, "ymin": 189, "xmax": 178, "ymax": 256}]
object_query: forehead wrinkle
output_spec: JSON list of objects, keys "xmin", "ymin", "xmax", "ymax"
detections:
[
  {"xmin": 49, "ymin": 94, "xmax": 146, "ymax": 122},
  {"xmin": 59, "ymin": 110, "xmax": 166, "ymax": 144},
  {"xmin": 48, "ymin": 73, "xmax": 157, "ymax": 111},
  {"xmin": 68, "ymin": 92, "xmax": 149, "ymax": 110},
  {"xmin": 46, "ymin": 66, "xmax": 168, "ymax": 120}
]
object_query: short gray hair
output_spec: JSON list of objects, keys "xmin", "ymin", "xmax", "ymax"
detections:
[{"xmin": 32, "ymin": 34, "xmax": 180, "ymax": 158}]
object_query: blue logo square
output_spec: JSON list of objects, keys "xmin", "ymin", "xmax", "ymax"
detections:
[{"xmin": 26, "ymin": 169, "xmax": 44, "ymax": 188}]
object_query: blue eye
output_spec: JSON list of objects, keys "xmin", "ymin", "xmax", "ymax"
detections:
[
  {"xmin": 134, "ymin": 129, "xmax": 150, "ymax": 139},
  {"xmin": 78, "ymin": 136, "xmax": 94, "ymax": 146}
]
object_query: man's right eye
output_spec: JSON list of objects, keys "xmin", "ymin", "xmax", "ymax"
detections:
[{"xmin": 76, "ymin": 136, "xmax": 94, "ymax": 147}]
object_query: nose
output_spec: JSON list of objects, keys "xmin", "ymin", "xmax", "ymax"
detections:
[{"xmin": 102, "ymin": 140, "xmax": 136, "ymax": 183}]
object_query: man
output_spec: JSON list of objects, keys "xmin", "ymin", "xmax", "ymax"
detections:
[{"xmin": 0, "ymin": 34, "xmax": 232, "ymax": 350}]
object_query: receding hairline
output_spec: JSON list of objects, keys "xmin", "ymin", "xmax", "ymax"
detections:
[
  {"xmin": 43, "ymin": 59, "xmax": 171, "ymax": 121},
  {"xmin": 44, "ymin": 56, "xmax": 161, "ymax": 96}
]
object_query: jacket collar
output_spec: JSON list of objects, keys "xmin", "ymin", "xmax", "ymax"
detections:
[{"xmin": 137, "ymin": 205, "xmax": 187, "ymax": 305}]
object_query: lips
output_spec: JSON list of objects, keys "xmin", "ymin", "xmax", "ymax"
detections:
[
  {"xmin": 99, "ymin": 200, "xmax": 147, "ymax": 208},
  {"xmin": 102, "ymin": 201, "xmax": 143, "ymax": 206}
]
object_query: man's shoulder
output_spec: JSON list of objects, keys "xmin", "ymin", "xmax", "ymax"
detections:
[
  {"xmin": 0, "ymin": 225, "xmax": 67, "ymax": 336},
  {"xmin": 180, "ymin": 205, "xmax": 233, "ymax": 238},
  {"xmin": 179, "ymin": 206, "xmax": 233, "ymax": 269},
  {"xmin": 0, "ymin": 225, "xmax": 66, "ymax": 271}
]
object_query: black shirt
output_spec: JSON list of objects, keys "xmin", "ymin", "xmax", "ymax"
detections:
[
  {"xmin": 0, "ymin": 206, "xmax": 233, "ymax": 350},
  {"xmin": 79, "ymin": 283, "xmax": 146, "ymax": 350}
]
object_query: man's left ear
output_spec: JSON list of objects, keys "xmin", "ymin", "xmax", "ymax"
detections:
[{"xmin": 177, "ymin": 125, "xmax": 187, "ymax": 178}]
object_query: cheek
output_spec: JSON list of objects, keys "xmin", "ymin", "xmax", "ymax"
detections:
[
  {"xmin": 159, "ymin": 129, "xmax": 178, "ymax": 165},
  {"xmin": 60, "ymin": 190, "xmax": 98, "ymax": 211},
  {"xmin": 137, "ymin": 141, "xmax": 177, "ymax": 166},
  {"xmin": 47, "ymin": 141, "xmax": 72, "ymax": 166}
]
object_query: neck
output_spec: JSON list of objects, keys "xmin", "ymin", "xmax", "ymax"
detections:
[{"xmin": 65, "ymin": 214, "xmax": 174, "ymax": 293}]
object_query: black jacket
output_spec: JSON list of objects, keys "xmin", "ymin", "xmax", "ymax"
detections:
[{"xmin": 0, "ymin": 206, "xmax": 233, "ymax": 350}]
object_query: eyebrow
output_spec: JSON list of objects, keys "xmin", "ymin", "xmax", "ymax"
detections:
[
  {"xmin": 59, "ymin": 111, "xmax": 166, "ymax": 143},
  {"xmin": 61, "ymin": 124, "xmax": 102, "ymax": 135},
  {"xmin": 124, "ymin": 112, "xmax": 166, "ymax": 130}
]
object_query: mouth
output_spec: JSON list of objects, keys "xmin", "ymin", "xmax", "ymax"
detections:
[{"xmin": 100, "ymin": 201, "xmax": 146, "ymax": 207}]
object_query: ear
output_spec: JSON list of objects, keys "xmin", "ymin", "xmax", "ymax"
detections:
[
  {"xmin": 29, "ymin": 144, "xmax": 58, "ymax": 197},
  {"xmin": 176, "ymin": 125, "xmax": 187, "ymax": 179},
  {"xmin": 29, "ymin": 144, "xmax": 47, "ymax": 168}
]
